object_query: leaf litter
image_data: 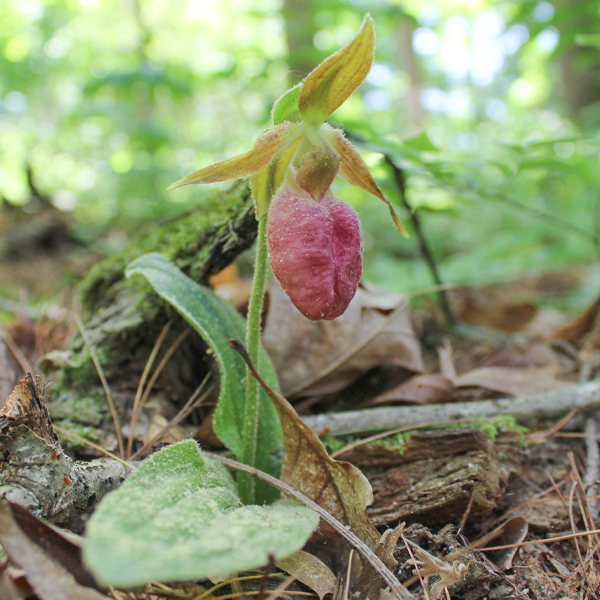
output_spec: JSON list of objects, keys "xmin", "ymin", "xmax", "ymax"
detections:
[{"xmin": 3, "ymin": 248, "xmax": 600, "ymax": 598}]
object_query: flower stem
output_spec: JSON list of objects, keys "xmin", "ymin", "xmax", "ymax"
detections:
[{"xmin": 238, "ymin": 215, "xmax": 268, "ymax": 504}]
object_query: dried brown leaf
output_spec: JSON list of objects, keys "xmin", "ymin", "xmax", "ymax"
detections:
[
  {"xmin": 8, "ymin": 502, "xmax": 98, "ymax": 589},
  {"xmin": 0, "ymin": 561, "xmax": 23, "ymax": 600},
  {"xmin": 263, "ymin": 281, "xmax": 423, "ymax": 398},
  {"xmin": 277, "ymin": 551, "xmax": 336, "ymax": 600},
  {"xmin": 0, "ymin": 498, "xmax": 108, "ymax": 600},
  {"xmin": 479, "ymin": 516, "xmax": 528, "ymax": 571},
  {"xmin": 354, "ymin": 523, "xmax": 405, "ymax": 600},
  {"xmin": 230, "ymin": 340, "xmax": 380, "ymax": 549},
  {"xmin": 454, "ymin": 366, "xmax": 572, "ymax": 395},
  {"xmin": 371, "ymin": 374, "xmax": 453, "ymax": 406}
]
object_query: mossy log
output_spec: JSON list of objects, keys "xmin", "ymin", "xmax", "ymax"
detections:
[{"xmin": 46, "ymin": 181, "xmax": 257, "ymax": 454}]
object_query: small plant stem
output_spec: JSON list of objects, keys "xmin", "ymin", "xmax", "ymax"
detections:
[
  {"xmin": 383, "ymin": 155, "xmax": 456, "ymax": 326},
  {"xmin": 238, "ymin": 215, "xmax": 269, "ymax": 504}
]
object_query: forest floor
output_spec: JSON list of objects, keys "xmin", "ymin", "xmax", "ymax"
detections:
[{"xmin": 1, "ymin": 203, "xmax": 600, "ymax": 600}]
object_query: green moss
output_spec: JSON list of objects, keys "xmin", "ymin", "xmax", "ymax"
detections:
[
  {"xmin": 80, "ymin": 181, "xmax": 255, "ymax": 311},
  {"xmin": 321, "ymin": 431, "xmax": 412, "ymax": 455},
  {"xmin": 48, "ymin": 389, "xmax": 107, "ymax": 428},
  {"xmin": 322, "ymin": 416, "xmax": 528, "ymax": 457},
  {"xmin": 56, "ymin": 422, "xmax": 102, "ymax": 452},
  {"xmin": 439, "ymin": 415, "xmax": 528, "ymax": 443}
]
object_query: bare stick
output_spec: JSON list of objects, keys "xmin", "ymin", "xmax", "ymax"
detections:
[{"xmin": 302, "ymin": 379, "xmax": 600, "ymax": 435}]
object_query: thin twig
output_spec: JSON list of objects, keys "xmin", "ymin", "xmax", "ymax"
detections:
[
  {"xmin": 584, "ymin": 417, "xmax": 600, "ymax": 531},
  {"xmin": 302, "ymin": 379, "xmax": 600, "ymax": 435},
  {"xmin": 75, "ymin": 315, "xmax": 125, "ymax": 459}
]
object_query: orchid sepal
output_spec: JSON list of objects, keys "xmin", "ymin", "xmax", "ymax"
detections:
[
  {"xmin": 168, "ymin": 122, "xmax": 302, "ymax": 190},
  {"xmin": 298, "ymin": 14, "xmax": 375, "ymax": 125},
  {"xmin": 320, "ymin": 124, "xmax": 408, "ymax": 238}
]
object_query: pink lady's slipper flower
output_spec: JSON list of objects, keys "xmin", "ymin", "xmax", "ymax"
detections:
[{"xmin": 169, "ymin": 15, "xmax": 407, "ymax": 320}]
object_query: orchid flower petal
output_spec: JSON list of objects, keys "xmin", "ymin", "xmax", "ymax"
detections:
[
  {"xmin": 168, "ymin": 122, "xmax": 302, "ymax": 190},
  {"xmin": 298, "ymin": 14, "xmax": 375, "ymax": 125},
  {"xmin": 321, "ymin": 124, "xmax": 408, "ymax": 238}
]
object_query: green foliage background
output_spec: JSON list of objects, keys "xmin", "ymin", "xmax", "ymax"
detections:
[{"xmin": 1, "ymin": 0, "xmax": 599, "ymax": 301}]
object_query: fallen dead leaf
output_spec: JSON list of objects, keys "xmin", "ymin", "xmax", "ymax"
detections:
[
  {"xmin": 0, "ymin": 498, "xmax": 109, "ymax": 600},
  {"xmin": 143, "ymin": 413, "xmax": 186, "ymax": 447},
  {"xmin": 262, "ymin": 280, "xmax": 423, "ymax": 398},
  {"xmin": 477, "ymin": 516, "xmax": 528, "ymax": 571},
  {"xmin": 370, "ymin": 374, "xmax": 453, "ymax": 406},
  {"xmin": 454, "ymin": 366, "xmax": 572, "ymax": 395},
  {"xmin": 554, "ymin": 297, "xmax": 600, "ymax": 346},
  {"xmin": 277, "ymin": 550, "xmax": 336, "ymax": 600},
  {"xmin": 7, "ymin": 501, "xmax": 98, "ymax": 590},
  {"xmin": 230, "ymin": 339, "xmax": 380, "ymax": 549},
  {"xmin": 0, "ymin": 560, "xmax": 22, "ymax": 600}
]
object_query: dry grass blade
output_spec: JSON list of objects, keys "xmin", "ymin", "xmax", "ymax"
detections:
[
  {"xmin": 75, "ymin": 314, "xmax": 124, "ymax": 459},
  {"xmin": 129, "ymin": 373, "xmax": 213, "ymax": 460},
  {"xmin": 265, "ymin": 574, "xmax": 299, "ymax": 600},
  {"xmin": 193, "ymin": 574, "xmax": 281, "ymax": 600},
  {"xmin": 126, "ymin": 320, "xmax": 172, "ymax": 459},
  {"xmin": 547, "ymin": 538, "xmax": 600, "ymax": 600},
  {"xmin": 127, "ymin": 328, "xmax": 189, "ymax": 459},
  {"xmin": 0, "ymin": 322, "xmax": 33, "ymax": 374},
  {"xmin": 204, "ymin": 451, "xmax": 414, "ymax": 600},
  {"xmin": 53, "ymin": 424, "xmax": 135, "ymax": 470},
  {"xmin": 478, "ymin": 527, "xmax": 600, "ymax": 551}
]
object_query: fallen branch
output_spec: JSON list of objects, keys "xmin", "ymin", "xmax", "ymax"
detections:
[
  {"xmin": 302, "ymin": 379, "xmax": 600, "ymax": 435},
  {"xmin": 0, "ymin": 374, "xmax": 132, "ymax": 529}
]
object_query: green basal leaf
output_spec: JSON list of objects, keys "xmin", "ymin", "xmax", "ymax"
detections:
[
  {"xmin": 125, "ymin": 253, "xmax": 283, "ymax": 503},
  {"xmin": 84, "ymin": 440, "xmax": 319, "ymax": 588}
]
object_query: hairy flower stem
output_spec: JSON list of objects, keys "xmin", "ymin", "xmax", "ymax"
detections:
[{"xmin": 238, "ymin": 215, "xmax": 269, "ymax": 504}]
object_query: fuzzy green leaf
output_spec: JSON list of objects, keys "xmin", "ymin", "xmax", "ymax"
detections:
[
  {"xmin": 84, "ymin": 440, "xmax": 319, "ymax": 588},
  {"xmin": 125, "ymin": 253, "xmax": 283, "ymax": 502}
]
